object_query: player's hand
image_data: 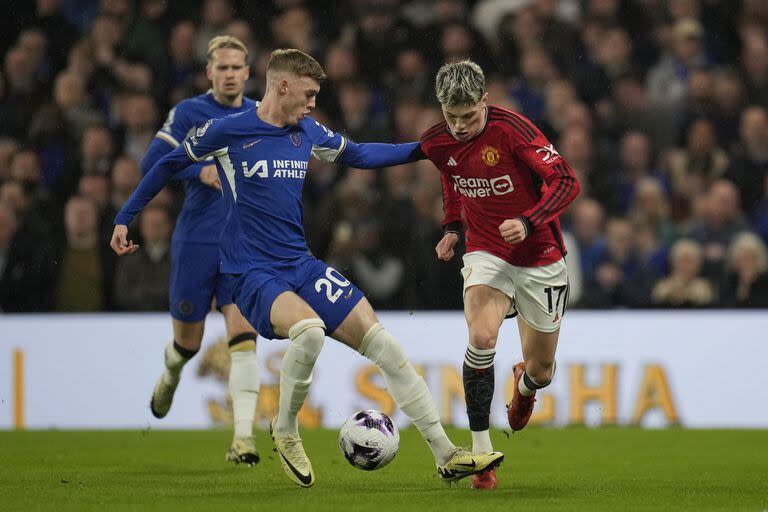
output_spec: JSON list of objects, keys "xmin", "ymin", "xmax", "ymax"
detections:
[
  {"xmin": 435, "ymin": 232, "xmax": 459, "ymax": 261},
  {"xmin": 499, "ymin": 218, "xmax": 527, "ymax": 244},
  {"xmin": 200, "ymin": 164, "xmax": 221, "ymax": 190},
  {"xmin": 110, "ymin": 224, "xmax": 140, "ymax": 256}
]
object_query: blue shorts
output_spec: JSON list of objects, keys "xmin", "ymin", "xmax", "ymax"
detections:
[
  {"xmin": 169, "ymin": 241, "xmax": 235, "ymax": 322},
  {"xmin": 232, "ymin": 256, "xmax": 365, "ymax": 340}
]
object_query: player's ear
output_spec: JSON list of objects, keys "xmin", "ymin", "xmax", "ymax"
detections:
[
  {"xmin": 481, "ymin": 91, "xmax": 489, "ymax": 105},
  {"xmin": 205, "ymin": 62, "xmax": 213, "ymax": 81},
  {"xmin": 279, "ymin": 79, "xmax": 289, "ymax": 95}
]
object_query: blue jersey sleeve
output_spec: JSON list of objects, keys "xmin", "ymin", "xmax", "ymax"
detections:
[
  {"xmin": 114, "ymin": 145, "xmax": 192, "ymax": 226},
  {"xmin": 305, "ymin": 118, "xmax": 424, "ymax": 168},
  {"xmin": 182, "ymin": 117, "xmax": 229, "ymax": 162},
  {"xmin": 150, "ymin": 101, "xmax": 204, "ymax": 182},
  {"xmin": 306, "ymin": 118, "xmax": 348, "ymax": 163},
  {"xmin": 337, "ymin": 140, "xmax": 424, "ymax": 168},
  {"xmin": 141, "ymin": 137, "xmax": 202, "ymax": 181},
  {"xmin": 156, "ymin": 104, "xmax": 191, "ymax": 148}
]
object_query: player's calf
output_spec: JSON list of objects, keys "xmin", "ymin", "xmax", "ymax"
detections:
[
  {"xmin": 359, "ymin": 323, "xmax": 459, "ymax": 467},
  {"xmin": 463, "ymin": 344, "xmax": 496, "ymax": 455},
  {"xmin": 507, "ymin": 361, "xmax": 556, "ymax": 431},
  {"xmin": 150, "ymin": 340, "xmax": 199, "ymax": 419},
  {"xmin": 228, "ymin": 331, "xmax": 260, "ymax": 463},
  {"xmin": 274, "ymin": 319, "xmax": 325, "ymax": 436}
]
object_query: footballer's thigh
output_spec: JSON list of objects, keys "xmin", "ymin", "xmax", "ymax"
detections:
[
  {"xmin": 463, "ymin": 285, "xmax": 512, "ymax": 350},
  {"xmin": 169, "ymin": 241, "xmax": 221, "ymax": 350},
  {"xmin": 270, "ymin": 291, "xmax": 321, "ymax": 339},
  {"xmin": 221, "ymin": 303, "xmax": 258, "ymax": 339},
  {"xmin": 216, "ymin": 273, "xmax": 258, "ymax": 339},
  {"xmin": 461, "ymin": 251, "xmax": 517, "ymax": 350},
  {"xmin": 296, "ymin": 258, "xmax": 367, "ymax": 348},
  {"xmin": 331, "ymin": 298, "xmax": 378, "ymax": 350}
]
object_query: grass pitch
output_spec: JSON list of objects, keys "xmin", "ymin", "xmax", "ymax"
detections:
[{"xmin": 0, "ymin": 427, "xmax": 766, "ymax": 511}]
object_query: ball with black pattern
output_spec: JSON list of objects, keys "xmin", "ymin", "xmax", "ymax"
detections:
[{"xmin": 339, "ymin": 410, "xmax": 400, "ymax": 471}]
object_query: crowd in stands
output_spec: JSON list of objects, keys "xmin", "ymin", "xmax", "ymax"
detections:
[{"xmin": 1, "ymin": 0, "xmax": 768, "ymax": 312}]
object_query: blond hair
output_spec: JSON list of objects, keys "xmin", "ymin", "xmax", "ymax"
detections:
[
  {"xmin": 206, "ymin": 35, "xmax": 248, "ymax": 61},
  {"xmin": 267, "ymin": 48, "xmax": 326, "ymax": 82},
  {"xmin": 670, "ymin": 238, "xmax": 703, "ymax": 267},
  {"xmin": 727, "ymin": 232, "xmax": 768, "ymax": 273},
  {"xmin": 435, "ymin": 60, "xmax": 485, "ymax": 107}
]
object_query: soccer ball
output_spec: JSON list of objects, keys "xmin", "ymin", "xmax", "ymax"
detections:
[{"xmin": 339, "ymin": 410, "xmax": 400, "ymax": 471}]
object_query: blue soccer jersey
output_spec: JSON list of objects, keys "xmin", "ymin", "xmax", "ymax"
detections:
[
  {"xmin": 181, "ymin": 109, "xmax": 352, "ymax": 273},
  {"xmin": 145, "ymin": 91, "xmax": 257, "ymax": 244},
  {"xmin": 116, "ymin": 106, "xmax": 423, "ymax": 336}
]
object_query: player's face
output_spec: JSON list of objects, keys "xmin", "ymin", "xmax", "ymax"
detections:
[
  {"xmin": 281, "ymin": 75, "xmax": 320, "ymax": 125},
  {"xmin": 207, "ymin": 48, "xmax": 249, "ymax": 100},
  {"xmin": 442, "ymin": 94, "xmax": 488, "ymax": 142}
]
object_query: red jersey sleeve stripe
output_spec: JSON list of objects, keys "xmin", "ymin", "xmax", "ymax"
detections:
[
  {"xmin": 529, "ymin": 176, "xmax": 575, "ymax": 226},
  {"xmin": 489, "ymin": 112, "xmax": 536, "ymax": 143},
  {"xmin": 507, "ymin": 111, "xmax": 539, "ymax": 139},
  {"xmin": 529, "ymin": 163, "xmax": 573, "ymax": 225},
  {"xmin": 528, "ymin": 164, "xmax": 565, "ymax": 225},
  {"xmin": 528, "ymin": 163, "xmax": 575, "ymax": 226}
]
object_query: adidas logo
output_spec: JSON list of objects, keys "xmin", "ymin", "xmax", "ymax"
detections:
[{"xmin": 447, "ymin": 157, "xmax": 458, "ymax": 166}]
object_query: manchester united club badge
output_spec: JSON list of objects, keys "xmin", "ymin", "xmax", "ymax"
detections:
[{"xmin": 481, "ymin": 145, "xmax": 500, "ymax": 166}]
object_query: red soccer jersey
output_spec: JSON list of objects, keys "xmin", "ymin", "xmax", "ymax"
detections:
[{"xmin": 420, "ymin": 106, "xmax": 581, "ymax": 267}]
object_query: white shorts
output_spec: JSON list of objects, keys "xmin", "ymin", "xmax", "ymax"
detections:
[{"xmin": 461, "ymin": 251, "xmax": 569, "ymax": 333}]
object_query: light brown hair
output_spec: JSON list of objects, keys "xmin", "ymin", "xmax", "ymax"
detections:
[
  {"xmin": 206, "ymin": 35, "xmax": 248, "ymax": 61},
  {"xmin": 266, "ymin": 48, "xmax": 326, "ymax": 81}
]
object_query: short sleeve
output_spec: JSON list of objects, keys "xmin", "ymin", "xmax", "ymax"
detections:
[
  {"xmin": 306, "ymin": 118, "xmax": 347, "ymax": 163},
  {"xmin": 156, "ymin": 103, "xmax": 192, "ymax": 148},
  {"xmin": 183, "ymin": 118, "xmax": 228, "ymax": 162}
]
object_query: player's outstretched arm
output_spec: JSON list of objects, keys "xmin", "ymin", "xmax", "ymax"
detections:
[
  {"xmin": 337, "ymin": 141, "xmax": 425, "ymax": 169},
  {"xmin": 111, "ymin": 146, "xmax": 192, "ymax": 255}
]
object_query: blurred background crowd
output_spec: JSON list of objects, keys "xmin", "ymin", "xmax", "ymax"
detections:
[{"xmin": 1, "ymin": 0, "xmax": 768, "ymax": 313}]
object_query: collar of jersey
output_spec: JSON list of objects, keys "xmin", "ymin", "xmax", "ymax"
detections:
[{"xmin": 250, "ymin": 107, "xmax": 304, "ymax": 134}]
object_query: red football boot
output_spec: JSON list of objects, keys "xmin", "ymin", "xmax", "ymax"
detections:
[
  {"xmin": 507, "ymin": 362, "xmax": 536, "ymax": 431},
  {"xmin": 470, "ymin": 468, "xmax": 497, "ymax": 490}
]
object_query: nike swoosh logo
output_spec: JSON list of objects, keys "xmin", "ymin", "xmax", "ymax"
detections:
[
  {"xmin": 454, "ymin": 461, "xmax": 476, "ymax": 469},
  {"xmin": 243, "ymin": 139, "xmax": 262, "ymax": 148},
  {"xmin": 277, "ymin": 450, "xmax": 313, "ymax": 485}
]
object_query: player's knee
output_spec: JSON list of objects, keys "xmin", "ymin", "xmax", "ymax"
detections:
[
  {"xmin": 288, "ymin": 318, "xmax": 326, "ymax": 361},
  {"xmin": 228, "ymin": 331, "xmax": 258, "ymax": 353},
  {"xmin": 468, "ymin": 326, "xmax": 499, "ymax": 350},
  {"xmin": 359, "ymin": 323, "xmax": 407, "ymax": 371}
]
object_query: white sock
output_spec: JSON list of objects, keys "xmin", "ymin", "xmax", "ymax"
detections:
[
  {"xmin": 359, "ymin": 323, "xmax": 456, "ymax": 465},
  {"xmin": 162, "ymin": 340, "xmax": 195, "ymax": 384},
  {"xmin": 518, "ymin": 374, "xmax": 535, "ymax": 397},
  {"xmin": 229, "ymin": 342, "xmax": 260, "ymax": 440},
  {"xmin": 471, "ymin": 430, "xmax": 493, "ymax": 454},
  {"xmin": 274, "ymin": 319, "xmax": 326, "ymax": 436},
  {"xmin": 518, "ymin": 361, "xmax": 556, "ymax": 397}
]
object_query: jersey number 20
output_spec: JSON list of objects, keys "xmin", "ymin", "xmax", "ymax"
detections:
[{"xmin": 315, "ymin": 267, "xmax": 351, "ymax": 303}]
